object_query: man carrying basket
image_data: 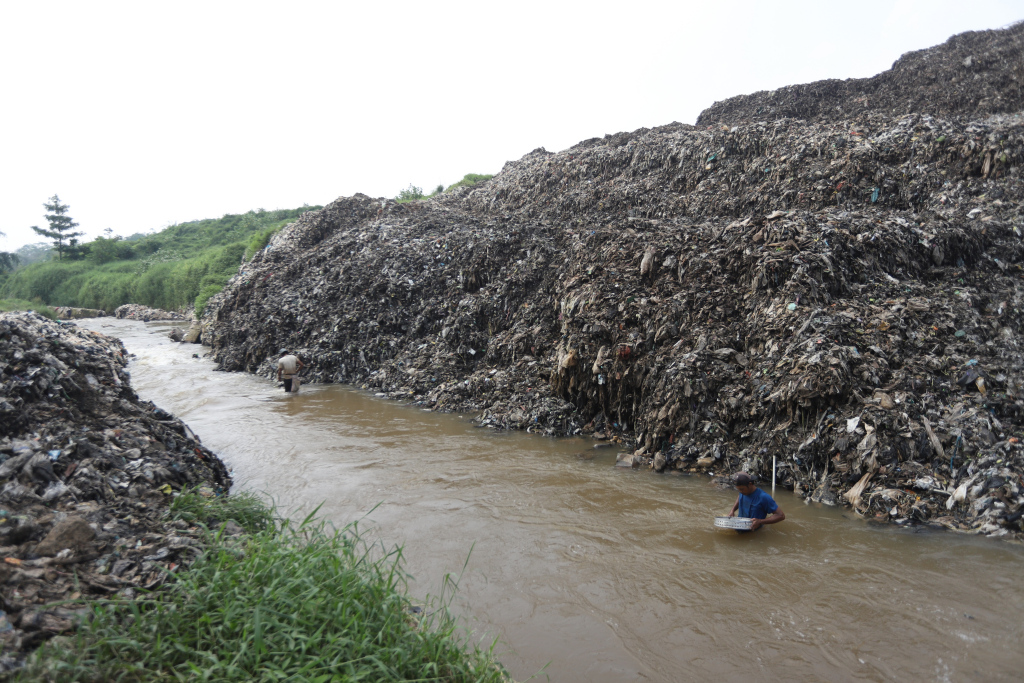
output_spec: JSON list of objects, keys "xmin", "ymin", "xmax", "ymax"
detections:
[{"xmin": 728, "ymin": 472, "xmax": 785, "ymax": 531}]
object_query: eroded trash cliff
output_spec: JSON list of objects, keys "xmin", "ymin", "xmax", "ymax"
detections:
[
  {"xmin": 0, "ymin": 312, "xmax": 230, "ymax": 669},
  {"xmin": 205, "ymin": 23, "xmax": 1024, "ymax": 539}
]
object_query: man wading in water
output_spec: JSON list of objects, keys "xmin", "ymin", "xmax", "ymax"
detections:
[
  {"xmin": 276, "ymin": 350, "xmax": 305, "ymax": 393},
  {"xmin": 728, "ymin": 472, "xmax": 785, "ymax": 531}
]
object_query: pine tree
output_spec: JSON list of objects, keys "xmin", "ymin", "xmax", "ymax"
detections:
[{"xmin": 31, "ymin": 195, "xmax": 84, "ymax": 260}]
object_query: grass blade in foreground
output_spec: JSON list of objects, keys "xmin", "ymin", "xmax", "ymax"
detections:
[{"xmin": 20, "ymin": 498, "xmax": 510, "ymax": 683}]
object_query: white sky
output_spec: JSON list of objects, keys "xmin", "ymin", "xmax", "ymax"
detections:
[{"xmin": 1, "ymin": 1, "xmax": 1021, "ymax": 251}]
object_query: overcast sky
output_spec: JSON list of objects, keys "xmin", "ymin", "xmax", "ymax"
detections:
[{"xmin": 1, "ymin": 1, "xmax": 1021, "ymax": 251}]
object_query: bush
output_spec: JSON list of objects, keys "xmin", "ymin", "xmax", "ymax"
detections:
[
  {"xmin": 444, "ymin": 173, "xmax": 494, "ymax": 193},
  {"xmin": 0, "ymin": 260, "xmax": 91, "ymax": 303},
  {"xmin": 194, "ymin": 284, "xmax": 223, "ymax": 317},
  {"xmin": 396, "ymin": 184, "xmax": 426, "ymax": 202},
  {"xmin": 243, "ymin": 225, "xmax": 281, "ymax": 262}
]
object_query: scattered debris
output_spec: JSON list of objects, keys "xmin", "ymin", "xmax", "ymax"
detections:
[
  {"xmin": 0, "ymin": 311, "xmax": 230, "ymax": 669},
  {"xmin": 114, "ymin": 304, "xmax": 185, "ymax": 322}
]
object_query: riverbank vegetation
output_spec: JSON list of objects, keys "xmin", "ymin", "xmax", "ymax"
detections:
[
  {"xmin": 0, "ymin": 298, "xmax": 56, "ymax": 318},
  {"xmin": 19, "ymin": 491, "xmax": 509, "ymax": 682},
  {"xmin": 0, "ymin": 206, "xmax": 321, "ymax": 315}
]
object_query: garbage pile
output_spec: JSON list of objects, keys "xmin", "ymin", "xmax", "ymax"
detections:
[
  {"xmin": 0, "ymin": 311, "xmax": 230, "ymax": 668},
  {"xmin": 205, "ymin": 24, "xmax": 1024, "ymax": 539},
  {"xmin": 113, "ymin": 304, "xmax": 185, "ymax": 321},
  {"xmin": 698, "ymin": 21, "xmax": 1024, "ymax": 126},
  {"xmin": 51, "ymin": 307, "xmax": 106, "ymax": 320}
]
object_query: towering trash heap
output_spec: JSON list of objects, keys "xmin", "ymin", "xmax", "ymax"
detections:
[{"xmin": 206, "ymin": 23, "xmax": 1024, "ymax": 538}]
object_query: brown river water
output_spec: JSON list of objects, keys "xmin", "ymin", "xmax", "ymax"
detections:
[{"xmin": 79, "ymin": 319, "xmax": 1024, "ymax": 682}]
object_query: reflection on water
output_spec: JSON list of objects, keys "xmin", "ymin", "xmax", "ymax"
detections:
[{"xmin": 82, "ymin": 319, "xmax": 1024, "ymax": 683}]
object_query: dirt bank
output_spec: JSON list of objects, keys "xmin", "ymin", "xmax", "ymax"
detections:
[
  {"xmin": 0, "ymin": 312, "xmax": 230, "ymax": 670},
  {"xmin": 204, "ymin": 24, "xmax": 1024, "ymax": 539}
]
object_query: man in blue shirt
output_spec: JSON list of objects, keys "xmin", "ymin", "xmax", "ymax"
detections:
[{"xmin": 728, "ymin": 472, "xmax": 785, "ymax": 531}]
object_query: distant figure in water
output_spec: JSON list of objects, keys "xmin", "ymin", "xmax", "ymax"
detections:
[
  {"xmin": 276, "ymin": 349, "xmax": 305, "ymax": 393},
  {"xmin": 728, "ymin": 472, "xmax": 785, "ymax": 531}
]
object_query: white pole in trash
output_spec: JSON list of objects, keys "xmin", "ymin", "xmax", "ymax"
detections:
[{"xmin": 772, "ymin": 455, "xmax": 777, "ymax": 495}]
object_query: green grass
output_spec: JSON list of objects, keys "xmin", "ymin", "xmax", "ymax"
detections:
[
  {"xmin": 444, "ymin": 174, "xmax": 493, "ymax": 193},
  {"xmin": 243, "ymin": 225, "xmax": 284, "ymax": 262},
  {"xmin": 0, "ymin": 298, "xmax": 57, "ymax": 319},
  {"xmin": 19, "ymin": 497, "xmax": 510, "ymax": 683},
  {"xmin": 168, "ymin": 487, "xmax": 274, "ymax": 534}
]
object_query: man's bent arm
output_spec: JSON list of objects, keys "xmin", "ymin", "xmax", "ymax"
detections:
[{"xmin": 751, "ymin": 507, "xmax": 785, "ymax": 531}]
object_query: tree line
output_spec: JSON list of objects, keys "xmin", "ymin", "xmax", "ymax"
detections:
[{"xmin": 1, "ymin": 197, "xmax": 321, "ymax": 315}]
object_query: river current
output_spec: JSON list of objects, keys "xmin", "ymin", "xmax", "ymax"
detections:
[{"xmin": 79, "ymin": 319, "xmax": 1023, "ymax": 682}]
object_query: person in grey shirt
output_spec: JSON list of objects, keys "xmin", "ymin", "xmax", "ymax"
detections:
[{"xmin": 276, "ymin": 349, "xmax": 305, "ymax": 392}]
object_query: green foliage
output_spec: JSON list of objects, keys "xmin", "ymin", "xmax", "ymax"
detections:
[
  {"xmin": 0, "ymin": 251, "xmax": 18, "ymax": 272},
  {"xmin": 141, "ymin": 206, "xmax": 318, "ymax": 259},
  {"xmin": 19, "ymin": 504, "xmax": 508, "ymax": 682},
  {"xmin": 0, "ymin": 205, "xmax": 321, "ymax": 313},
  {"xmin": 0, "ymin": 298, "xmax": 57, "ymax": 319},
  {"xmin": 396, "ymin": 184, "xmax": 426, "ymax": 202},
  {"xmin": 0, "ymin": 229, "xmax": 18, "ymax": 272},
  {"xmin": 444, "ymin": 174, "xmax": 494, "ymax": 193},
  {"xmin": 31, "ymin": 195, "xmax": 84, "ymax": 261},
  {"xmin": 194, "ymin": 284, "xmax": 223, "ymax": 317},
  {"xmin": 396, "ymin": 174, "xmax": 494, "ymax": 203},
  {"xmin": 243, "ymin": 224, "xmax": 282, "ymax": 262},
  {"xmin": 88, "ymin": 236, "xmax": 135, "ymax": 264},
  {"xmin": 169, "ymin": 488, "xmax": 274, "ymax": 534},
  {"xmin": 0, "ymin": 260, "xmax": 92, "ymax": 304}
]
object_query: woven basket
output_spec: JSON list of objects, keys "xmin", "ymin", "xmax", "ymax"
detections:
[{"xmin": 714, "ymin": 516, "xmax": 754, "ymax": 530}]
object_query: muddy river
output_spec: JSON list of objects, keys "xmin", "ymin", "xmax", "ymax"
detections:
[{"xmin": 80, "ymin": 319, "xmax": 1023, "ymax": 682}]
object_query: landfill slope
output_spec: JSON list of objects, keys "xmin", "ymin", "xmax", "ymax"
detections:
[
  {"xmin": 698, "ymin": 21, "xmax": 1024, "ymax": 125},
  {"xmin": 205, "ymin": 24, "xmax": 1024, "ymax": 539},
  {"xmin": 0, "ymin": 312, "xmax": 230, "ymax": 668}
]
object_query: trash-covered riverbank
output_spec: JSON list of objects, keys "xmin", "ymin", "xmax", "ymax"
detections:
[
  {"xmin": 113, "ymin": 304, "xmax": 185, "ymax": 322},
  {"xmin": 13, "ymin": 490, "xmax": 511, "ymax": 683},
  {"xmin": 1, "ymin": 313, "xmax": 513, "ymax": 679},
  {"xmin": 0, "ymin": 311, "xmax": 230, "ymax": 670},
  {"xmin": 204, "ymin": 24, "xmax": 1024, "ymax": 539}
]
